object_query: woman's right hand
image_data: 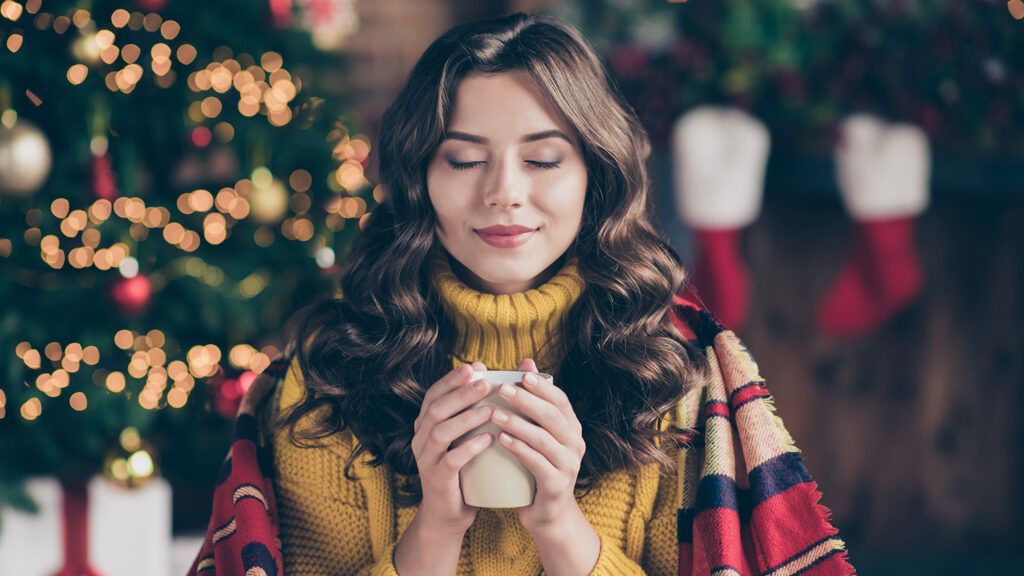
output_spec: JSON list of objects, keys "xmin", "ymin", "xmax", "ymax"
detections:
[{"xmin": 410, "ymin": 361, "xmax": 494, "ymax": 537}]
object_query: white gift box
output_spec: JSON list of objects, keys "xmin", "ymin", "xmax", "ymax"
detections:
[{"xmin": 0, "ymin": 476, "xmax": 171, "ymax": 576}]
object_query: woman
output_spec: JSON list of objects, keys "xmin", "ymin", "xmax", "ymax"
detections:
[{"xmin": 190, "ymin": 13, "xmax": 854, "ymax": 576}]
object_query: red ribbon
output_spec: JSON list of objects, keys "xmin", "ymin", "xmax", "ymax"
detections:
[{"xmin": 54, "ymin": 477, "xmax": 102, "ymax": 576}]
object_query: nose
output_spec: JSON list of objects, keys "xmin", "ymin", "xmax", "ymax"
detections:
[{"xmin": 483, "ymin": 155, "xmax": 525, "ymax": 210}]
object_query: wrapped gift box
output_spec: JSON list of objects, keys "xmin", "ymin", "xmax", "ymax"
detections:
[{"xmin": 0, "ymin": 476, "xmax": 171, "ymax": 576}]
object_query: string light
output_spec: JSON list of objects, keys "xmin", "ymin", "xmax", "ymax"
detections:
[
  {"xmin": 67, "ymin": 64, "xmax": 89, "ymax": 85},
  {"xmin": 186, "ymin": 344, "xmax": 221, "ymax": 378},
  {"xmin": 11, "ymin": 330, "xmax": 279, "ymax": 420},
  {"xmin": 119, "ymin": 256, "xmax": 139, "ymax": 278},
  {"xmin": 111, "ymin": 9, "xmax": 130, "ymax": 28},
  {"xmin": 1, "ymin": 1, "xmax": 24, "ymax": 21},
  {"xmin": 21, "ymin": 398, "xmax": 42, "ymax": 421},
  {"xmin": 52, "ymin": 15, "xmax": 69, "ymax": 34},
  {"xmin": 253, "ymin": 226, "xmax": 274, "ymax": 247},
  {"xmin": 106, "ymin": 371, "xmax": 126, "ymax": 393},
  {"xmin": 289, "ymin": 169, "xmax": 312, "ymax": 192},
  {"xmin": 315, "ymin": 246, "xmax": 335, "ymax": 269},
  {"xmin": 6, "ymin": 33, "xmax": 23, "ymax": 52},
  {"xmin": 69, "ymin": 391, "xmax": 88, "ymax": 411}
]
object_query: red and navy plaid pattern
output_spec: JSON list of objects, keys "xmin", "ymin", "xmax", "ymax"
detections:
[
  {"xmin": 189, "ymin": 307, "xmax": 854, "ymax": 575},
  {"xmin": 669, "ymin": 294, "xmax": 855, "ymax": 575}
]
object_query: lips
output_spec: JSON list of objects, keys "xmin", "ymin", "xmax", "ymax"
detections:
[
  {"xmin": 474, "ymin": 225, "xmax": 539, "ymax": 249},
  {"xmin": 475, "ymin": 224, "xmax": 537, "ymax": 235}
]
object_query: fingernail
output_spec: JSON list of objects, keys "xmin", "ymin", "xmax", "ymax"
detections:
[
  {"xmin": 474, "ymin": 380, "xmax": 487, "ymax": 392},
  {"xmin": 499, "ymin": 432, "xmax": 513, "ymax": 445},
  {"xmin": 499, "ymin": 383, "xmax": 516, "ymax": 397},
  {"xmin": 476, "ymin": 406, "xmax": 491, "ymax": 417},
  {"xmin": 459, "ymin": 365, "xmax": 472, "ymax": 377},
  {"xmin": 492, "ymin": 409, "xmax": 509, "ymax": 423},
  {"xmin": 523, "ymin": 373, "xmax": 537, "ymax": 386}
]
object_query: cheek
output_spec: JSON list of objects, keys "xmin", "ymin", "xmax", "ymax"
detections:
[
  {"xmin": 427, "ymin": 169, "xmax": 470, "ymax": 231},
  {"xmin": 542, "ymin": 170, "xmax": 587, "ymax": 225}
]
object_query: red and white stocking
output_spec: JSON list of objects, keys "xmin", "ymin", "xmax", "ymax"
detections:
[
  {"xmin": 817, "ymin": 114, "xmax": 930, "ymax": 337},
  {"xmin": 672, "ymin": 106, "xmax": 770, "ymax": 331}
]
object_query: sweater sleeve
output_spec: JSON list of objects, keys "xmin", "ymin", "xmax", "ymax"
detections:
[{"xmin": 274, "ymin": 356, "xmax": 401, "ymax": 576}]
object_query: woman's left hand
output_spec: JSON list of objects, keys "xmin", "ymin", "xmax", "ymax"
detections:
[{"xmin": 490, "ymin": 357, "xmax": 586, "ymax": 534}]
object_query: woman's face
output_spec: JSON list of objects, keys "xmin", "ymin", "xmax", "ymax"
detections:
[{"xmin": 427, "ymin": 70, "xmax": 588, "ymax": 294}]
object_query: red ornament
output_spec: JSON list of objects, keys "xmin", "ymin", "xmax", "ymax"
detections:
[
  {"xmin": 134, "ymin": 0, "xmax": 168, "ymax": 12},
  {"xmin": 270, "ymin": 0, "xmax": 294, "ymax": 28},
  {"xmin": 92, "ymin": 152, "xmax": 118, "ymax": 201},
  {"xmin": 209, "ymin": 369, "xmax": 257, "ymax": 419},
  {"xmin": 190, "ymin": 126, "xmax": 212, "ymax": 148},
  {"xmin": 111, "ymin": 275, "xmax": 152, "ymax": 315}
]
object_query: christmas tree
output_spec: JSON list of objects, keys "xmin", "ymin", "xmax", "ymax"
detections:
[{"xmin": 0, "ymin": 0, "xmax": 372, "ymax": 526}]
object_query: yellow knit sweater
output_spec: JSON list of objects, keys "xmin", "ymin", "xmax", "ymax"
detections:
[{"xmin": 273, "ymin": 251, "xmax": 681, "ymax": 575}]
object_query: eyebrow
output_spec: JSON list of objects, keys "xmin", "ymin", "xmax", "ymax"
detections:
[{"xmin": 442, "ymin": 129, "xmax": 573, "ymax": 145}]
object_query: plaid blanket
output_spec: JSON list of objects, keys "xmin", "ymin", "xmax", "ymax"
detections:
[
  {"xmin": 668, "ymin": 296, "xmax": 854, "ymax": 575},
  {"xmin": 188, "ymin": 298, "xmax": 854, "ymax": 575}
]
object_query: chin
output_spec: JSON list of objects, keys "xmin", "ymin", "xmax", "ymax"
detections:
[{"xmin": 467, "ymin": 258, "xmax": 544, "ymax": 288}]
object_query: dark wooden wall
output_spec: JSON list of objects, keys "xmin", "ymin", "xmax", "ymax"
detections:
[{"xmin": 657, "ymin": 173, "xmax": 1024, "ymax": 564}]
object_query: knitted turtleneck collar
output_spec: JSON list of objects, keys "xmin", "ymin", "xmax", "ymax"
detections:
[{"xmin": 430, "ymin": 248, "xmax": 586, "ymax": 373}]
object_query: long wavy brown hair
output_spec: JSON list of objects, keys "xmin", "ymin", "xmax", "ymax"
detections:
[{"xmin": 278, "ymin": 12, "xmax": 708, "ymax": 506}]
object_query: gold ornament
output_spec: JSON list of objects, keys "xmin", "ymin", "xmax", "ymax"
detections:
[
  {"xmin": 71, "ymin": 32, "xmax": 103, "ymax": 65},
  {"xmin": 249, "ymin": 166, "xmax": 289, "ymax": 224},
  {"xmin": 0, "ymin": 117, "xmax": 52, "ymax": 196},
  {"xmin": 101, "ymin": 427, "xmax": 159, "ymax": 489}
]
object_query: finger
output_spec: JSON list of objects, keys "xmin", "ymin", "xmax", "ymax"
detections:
[
  {"xmin": 496, "ymin": 382, "xmax": 576, "ymax": 446},
  {"xmin": 520, "ymin": 372, "xmax": 582, "ymax": 433},
  {"xmin": 439, "ymin": 432, "xmax": 493, "ymax": 475},
  {"xmin": 238, "ymin": 372, "xmax": 276, "ymax": 416},
  {"xmin": 415, "ymin": 375, "xmax": 490, "ymax": 437},
  {"xmin": 416, "ymin": 365, "xmax": 475, "ymax": 432},
  {"xmin": 496, "ymin": 431, "xmax": 561, "ymax": 491},
  {"xmin": 426, "ymin": 364, "xmax": 475, "ymax": 403},
  {"xmin": 490, "ymin": 409, "xmax": 579, "ymax": 472},
  {"xmin": 419, "ymin": 404, "xmax": 493, "ymax": 466},
  {"xmin": 517, "ymin": 357, "xmax": 537, "ymax": 373}
]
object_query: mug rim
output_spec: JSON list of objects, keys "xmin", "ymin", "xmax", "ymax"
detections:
[{"xmin": 470, "ymin": 370, "xmax": 553, "ymax": 382}]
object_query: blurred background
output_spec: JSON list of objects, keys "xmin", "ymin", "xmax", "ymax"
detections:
[{"xmin": 0, "ymin": 1, "xmax": 1021, "ymax": 574}]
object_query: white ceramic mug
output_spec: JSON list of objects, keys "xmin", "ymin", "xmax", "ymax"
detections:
[{"xmin": 451, "ymin": 370, "xmax": 553, "ymax": 508}]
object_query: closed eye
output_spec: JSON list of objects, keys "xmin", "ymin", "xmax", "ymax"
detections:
[
  {"xmin": 448, "ymin": 160, "xmax": 484, "ymax": 171},
  {"xmin": 527, "ymin": 160, "xmax": 561, "ymax": 170},
  {"xmin": 447, "ymin": 160, "xmax": 562, "ymax": 171}
]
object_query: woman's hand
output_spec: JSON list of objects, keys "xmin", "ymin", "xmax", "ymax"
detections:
[
  {"xmin": 490, "ymin": 358, "xmax": 587, "ymax": 534},
  {"xmin": 410, "ymin": 361, "xmax": 495, "ymax": 537}
]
